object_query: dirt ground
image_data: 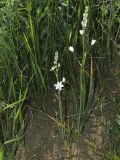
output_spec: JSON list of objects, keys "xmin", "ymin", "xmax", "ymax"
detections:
[
  {"xmin": 16, "ymin": 69, "xmax": 120, "ymax": 160},
  {"xmin": 24, "ymin": 109, "xmax": 110, "ymax": 160}
]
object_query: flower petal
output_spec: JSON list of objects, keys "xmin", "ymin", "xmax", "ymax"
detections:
[
  {"xmin": 62, "ymin": 77, "xmax": 65, "ymax": 82},
  {"xmin": 91, "ymin": 39, "xmax": 96, "ymax": 46},
  {"xmin": 79, "ymin": 30, "xmax": 84, "ymax": 35},
  {"xmin": 69, "ymin": 46, "xmax": 74, "ymax": 53},
  {"xmin": 50, "ymin": 66, "xmax": 55, "ymax": 71}
]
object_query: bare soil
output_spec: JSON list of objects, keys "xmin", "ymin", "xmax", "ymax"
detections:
[
  {"xmin": 23, "ymin": 102, "xmax": 113, "ymax": 160},
  {"xmin": 16, "ymin": 68, "xmax": 120, "ymax": 160}
]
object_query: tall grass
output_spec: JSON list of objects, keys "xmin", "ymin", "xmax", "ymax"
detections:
[
  {"xmin": 0, "ymin": 0, "xmax": 119, "ymax": 158},
  {"xmin": 0, "ymin": 27, "xmax": 29, "ymax": 158}
]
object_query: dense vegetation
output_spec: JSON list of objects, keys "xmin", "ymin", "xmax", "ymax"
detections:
[{"xmin": 0, "ymin": 0, "xmax": 119, "ymax": 159}]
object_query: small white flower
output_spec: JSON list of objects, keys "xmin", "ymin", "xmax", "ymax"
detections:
[
  {"xmin": 62, "ymin": 77, "xmax": 65, "ymax": 82},
  {"xmin": 81, "ymin": 21, "xmax": 84, "ymax": 27},
  {"xmin": 58, "ymin": 7, "xmax": 61, "ymax": 11},
  {"xmin": 54, "ymin": 81, "xmax": 64, "ymax": 91},
  {"xmin": 69, "ymin": 46, "xmax": 74, "ymax": 53},
  {"xmin": 85, "ymin": 6, "xmax": 89, "ymax": 11},
  {"xmin": 55, "ymin": 51, "xmax": 58, "ymax": 60},
  {"xmin": 79, "ymin": 30, "xmax": 84, "ymax": 35},
  {"xmin": 58, "ymin": 63, "xmax": 60, "ymax": 68},
  {"xmin": 50, "ymin": 66, "xmax": 56, "ymax": 71},
  {"xmin": 81, "ymin": 20, "xmax": 87, "ymax": 28},
  {"xmin": 91, "ymin": 39, "xmax": 96, "ymax": 46}
]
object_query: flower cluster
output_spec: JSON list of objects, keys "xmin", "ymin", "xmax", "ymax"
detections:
[
  {"xmin": 50, "ymin": 51, "xmax": 60, "ymax": 72},
  {"xmin": 79, "ymin": 6, "xmax": 89, "ymax": 35},
  {"xmin": 50, "ymin": 52, "xmax": 65, "ymax": 91}
]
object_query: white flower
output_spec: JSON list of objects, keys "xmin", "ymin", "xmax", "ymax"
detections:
[
  {"xmin": 58, "ymin": 7, "xmax": 61, "ymax": 11},
  {"xmin": 91, "ymin": 39, "xmax": 96, "ymax": 46},
  {"xmin": 53, "ymin": 51, "xmax": 59, "ymax": 65},
  {"xmin": 54, "ymin": 81, "xmax": 64, "ymax": 91},
  {"xmin": 54, "ymin": 51, "xmax": 58, "ymax": 61},
  {"xmin": 50, "ymin": 66, "xmax": 56, "ymax": 71},
  {"xmin": 85, "ymin": 6, "xmax": 89, "ymax": 11},
  {"xmin": 69, "ymin": 46, "xmax": 74, "ymax": 53},
  {"xmin": 81, "ymin": 20, "xmax": 87, "ymax": 27},
  {"xmin": 62, "ymin": 77, "xmax": 65, "ymax": 82},
  {"xmin": 79, "ymin": 6, "xmax": 89, "ymax": 36},
  {"xmin": 58, "ymin": 63, "xmax": 60, "ymax": 68},
  {"xmin": 79, "ymin": 30, "xmax": 84, "ymax": 35}
]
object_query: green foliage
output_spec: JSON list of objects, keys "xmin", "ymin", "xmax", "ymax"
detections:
[
  {"xmin": 0, "ymin": 144, "xmax": 4, "ymax": 160},
  {"xmin": 108, "ymin": 96, "xmax": 120, "ymax": 158},
  {"xmin": 0, "ymin": 0, "xmax": 119, "ymax": 158}
]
